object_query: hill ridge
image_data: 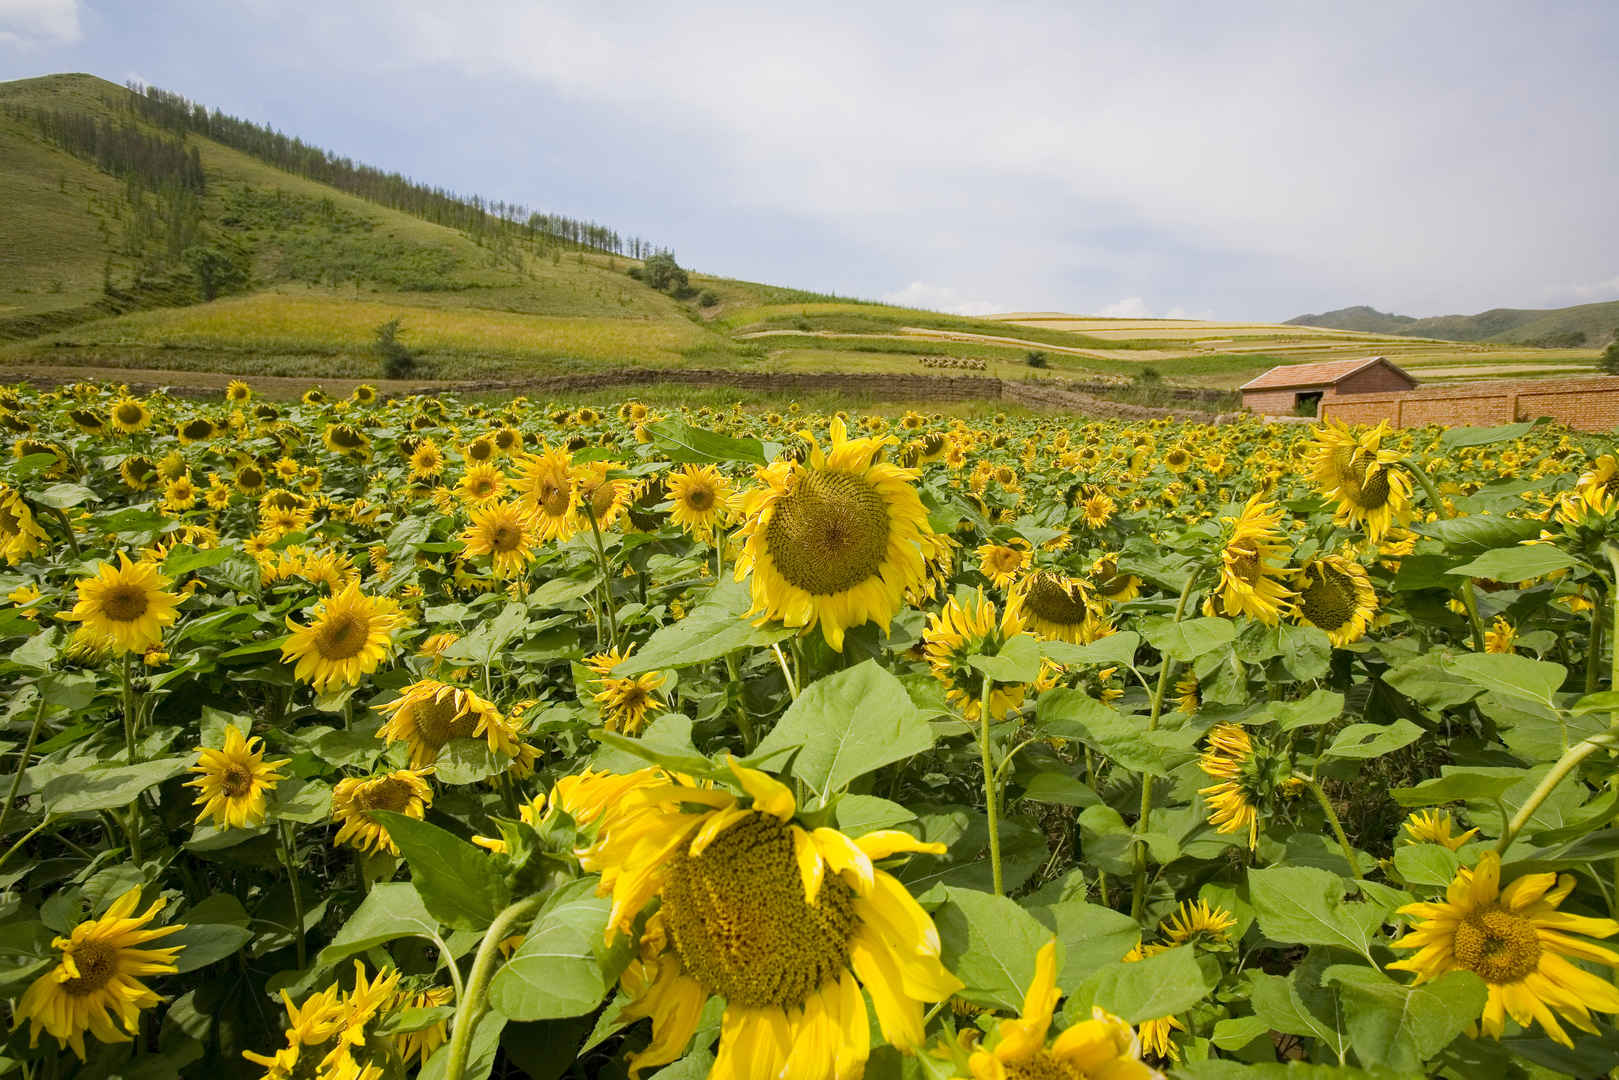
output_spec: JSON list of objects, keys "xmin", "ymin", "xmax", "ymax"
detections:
[{"xmin": 1290, "ymin": 300, "xmax": 1619, "ymax": 347}]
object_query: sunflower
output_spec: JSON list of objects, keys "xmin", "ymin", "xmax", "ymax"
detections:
[
  {"xmin": 594, "ymin": 670, "xmax": 666, "ymax": 735},
  {"xmin": 575, "ymin": 460, "xmax": 637, "ymax": 530},
  {"xmin": 226, "ymin": 379, "xmax": 252, "ymax": 403},
  {"xmin": 119, "ymin": 454, "xmax": 157, "ymax": 491},
  {"xmin": 1163, "ymin": 445, "xmax": 1192, "ymax": 473},
  {"xmin": 162, "ymin": 474, "xmax": 198, "ymax": 511},
  {"xmin": 242, "ymin": 961, "xmax": 400, "ymax": 1079},
  {"xmin": 1080, "ymin": 490, "xmax": 1117, "ymax": 529},
  {"xmin": 408, "ymin": 438, "xmax": 444, "ymax": 480},
  {"xmin": 512, "ymin": 446, "xmax": 582, "ymax": 543},
  {"xmin": 0, "ymin": 485, "xmax": 48, "ymax": 564},
  {"xmin": 1291, "ymin": 553, "xmax": 1377, "ymax": 646},
  {"xmin": 1197, "ymin": 724, "xmax": 1262, "ymax": 850},
  {"xmin": 1122, "ymin": 941, "xmax": 1188, "ymax": 1061},
  {"xmin": 330, "ymin": 768, "xmax": 434, "ymax": 854},
  {"xmin": 186, "ymin": 723, "xmax": 291, "ymax": 829},
  {"xmin": 458, "ymin": 461, "xmax": 506, "ymax": 503},
  {"xmin": 323, "ymin": 423, "xmax": 372, "ymax": 459},
  {"xmin": 922, "ymin": 589, "xmax": 1030, "ymax": 722},
  {"xmin": 976, "ymin": 540, "xmax": 1030, "ymax": 589},
  {"xmin": 1576, "ymin": 453, "xmax": 1619, "ymax": 514},
  {"xmin": 387, "ymin": 983, "xmax": 453, "ymax": 1068},
  {"xmin": 1485, "ymin": 615, "xmax": 1518, "ymax": 654},
  {"xmin": 1090, "ymin": 554, "xmax": 1141, "ymax": 604},
  {"xmin": 374, "ymin": 679, "xmax": 517, "ymax": 768},
  {"xmin": 733, "ymin": 417, "xmax": 935, "ymax": 651},
  {"xmin": 1160, "ymin": 898, "xmax": 1236, "ymax": 947},
  {"xmin": 1006, "ymin": 569, "xmax": 1110, "ymax": 645},
  {"xmin": 569, "ymin": 759, "xmax": 961, "ymax": 1079},
  {"xmin": 281, "ymin": 581, "xmax": 406, "ymax": 692},
  {"xmin": 1309, "ymin": 420, "xmax": 1413, "ymax": 541},
  {"xmin": 176, "ymin": 416, "xmax": 218, "ymax": 444},
  {"xmin": 458, "ymin": 500, "xmax": 537, "ymax": 579},
  {"xmin": 1390, "ymin": 851, "xmax": 1619, "ymax": 1047},
  {"xmin": 108, "ymin": 397, "xmax": 151, "ymax": 433},
  {"xmin": 62, "ymin": 553, "xmax": 180, "ymax": 654},
  {"xmin": 666, "ymin": 463, "xmax": 732, "ymax": 541},
  {"xmin": 1208, "ymin": 494, "xmax": 1294, "ymax": 625},
  {"xmin": 951, "ymin": 939, "xmax": 1160, "ymax": 1080},
  {"xmin": 352, "ymin": 383, "xmax": 378, "ymax": 405},
  {"xmin": 1401, "ymin": 809, "xmax": 1478, "ymax": 851},
  {"xmin": 14, "ymin": 886, "xmax": 185, "ymax": 1060},
  {"xmin": 1174, "ymin": 672, "xmax": 1200, "ymax": 714}
]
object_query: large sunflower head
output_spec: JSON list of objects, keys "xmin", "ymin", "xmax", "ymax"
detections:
[
  {"xmin": 458, "ymin": 500, "xmax": 537, "ymax": 579},
  {"xmin": 665, "ymin": 463, "xmax": 733, "ymax": 541},
  {"xmin": 512, "ymin": 446, "xmax": 581, "ymax": 543},
  {"xmin": 976, "ymin": 540, "xmax": 1030, "ymax": 589},
  {"xmin": 575, "ymin": 460, "xmax": 637, "ymax": 530},
  {"xmin": 1196, "ymin": 723, "xmax": 1296, "ymax": 851},
  {"xmin": 922, "ymin": 588, "xmax": 1030, "ymax": 722},
  {"xmin": 62, "ymin": 553, "xmax": 181, "ymax": 655},
  {"xmin": 281, "ymin": 581, "xmax": 406, "ymax": 692},
  {"xmin": 330, "ymin": 768, "xmax": 434, "ymax": 854},
  {"xmin": 1308, "ymin": 420, "xmax": 1413, "ymax": 541},
  {"xmin": 567, "ymin": 758, "xmax": 961, "ymax": 1078},
  {"xmin": 1208, "ymin": 494, "xmax": 1295, "ymax": 625},
  {"xmin": 1291, "ymin": 553, "xmax": 1377, "ymax": 646},
  {"xmin": 733, "ymin": 417, "xmax": 935, "ymax": 651},
  {"xmin": 186, "ymin": 723, "xmax": 291, "ymax": 830},
  {"xmin": 374, "ymin": 679, "xmax": 516, "ymax": 768},
  {"xmin": 108, "ymin": 397, "xmax": 152, "ymax": 433},
  {"xmin": 1006, "ymin": 569, "xmax": 1111, "ymax": 645}
]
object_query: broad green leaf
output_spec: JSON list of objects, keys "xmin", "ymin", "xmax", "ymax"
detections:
[
  {"xmin": 1323, "ymin": 965, "xmax": 1487, "ymax": 1074},
  {"xmin": 528, "ymin": 576, "xmax": 602, "ymax": 610},
  {"xmin": 432, "ymin": 741, "xmax": 508, "ymax": 785},
  {"xmin": 1392, "ymin": 767, "xmax": 1524, "ymax": 807},
  {"xmin": 833, "ymin": 795, "xmax": 916, "ymax": 835},
  {"xmin": 967, "ymin": 634, "xmax": 1041, "ymax": 684},
  {"xmin": 41, "ymin": 756, "xmax": 193, "ymax": 815},
  {"xmin": 1039, "ymin": 632, "xmax": 1140, "ymax": 670},
  {"xmin": 1030, "ymin": 899, "xmax": 1139, "ymax": 989},
  {"xmin": 751, "ymin": 660, "xmax": 933, "ymax": 799},
  {"xmin": 1036, "ymin": 690, "xmax": 1196, "ymax": 778},
  {"xmin": 1277, "ymin": 622, "xmax": 1333, "ymax": 680},
  {"xmin": 646, "ymin": 419, "xmax": 766, "ymax": 466},
  {"xmin": 1448, "ymin": 545, "xmax": 1578, "ymax": 583},
  {"xmin": 32, "ymin": 482, "xmax": 98, "ymax": 509},
  {"xmin": 1075, "ymin": 945, "xmax": 1214, "ymax": 1025},
  {"xmin": 936, "ymin": 886, "xmax": 1050, "ymax": 1011},
  {"xmin": 488, "ymin": 878, "xmax": 614, "ymax": 1021},
  {"xmin": 1262, "ymin": 689, "xmax": 1345, "ymax": 731},
  {"xmin": 371, "ymin": 812, "xmax": 509, "ymax": 931},
  {"xmin": 1142, "ymin": 616, "xmax": 1236, "ymax": 662},
  {"xmin": 1322, "ymin": 719, "xmax": 1424, "ymax": 760},
  {"xmin": 1416, "ymin": 515, "xmax": 1543, "ymax": 555},
  {"xmin": 1443, "ymin": 653, "xmax": 1566, "ymax": 708},
  {"xmin": 1248, "ymin": 866, "xmax": 1380, "ymax": 961},
  {"xmin": 1384, "ymin": 654, "xmax": 1487, "ymax": 710},
  {"xmin": 615, "ymin": 596, "xmax": 791, "ymax": 675},
  {"xmin": 1019, "ymin": 772, "xmax": 1099, "ymax": 807},
  {"xmin": 1209, "ymin": 1014, "xmax": 1271, "ymax": 1052},
  {"xmin": 318, "ymin": 883, "xmax": 443, "ymax": 970},
  {"xmin": 1441, "ymin": 419, "xmax": 1541, "ymax": 447},
  {"xmin": 168, "ymin": 914, "xmax": 254, "ymax": 974},
  {"xmin": 420, "ymin": 1013, "xmax": 506, "ymax": 1080},
  {"xmin": 1392, "ymin": 845, "xmax": 1462, "ymax": 889},
  {"xmin": 1249, "ymin": 969, "xmax": 1350, "ymax": 1064}
]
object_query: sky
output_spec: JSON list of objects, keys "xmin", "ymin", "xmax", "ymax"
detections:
[{"xmin": 3, "ymin": 0, "xmax": 1616, "ymax": 321}]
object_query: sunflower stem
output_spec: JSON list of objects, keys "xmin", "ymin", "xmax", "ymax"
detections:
[
  {"xmin": 1296, "ymin": 774, "xmax": 1362, "ymax": 878},
  {"xmin": 1401, "ymin": 460, "xmax": 1487, "ymax": 651},
  {"xmin": 714, "ymin": 524, "xmax": 726, "ymax": 582},
  {"xmin": 583, "ymin": 503, "xmax": 619, "ymax": 653},
  {"xmin": 1586, "ymin": 594, "xmax": 1606, "ymax": 695},
  {"xmin": 978, "ymin": 674, "xmax": 1003, "ymax": 897},
  {"xmin": 445, "ymin": 893, "xmax": 547, "ymax": 1080},
  {"xmin": 279, "ymin": 820, "xmax": 307, "ymax": 970},
  {"xmin": 0, "ymin": 816, "xmax": 50, "ymax": 873},
  {"xmin": 0, "ymin": 690, "xmax": 48, "ymax": 841},
  {"xmin": 771, "ymin": 643, "xmax": 799, "ymax": 700},
  {"xmin": 121, "ymin": 655, "xmax": 143, "ymax": 864},
  {"xmin": 1131, "ymin": 571, "xmax": 1196, "ymax": 922},
  {"xmin": 1497, "ymin": 729, "xmax": 1619, "ymax": 854},
  {"xmin": 43, "ymin": 505, "xmax": 80, "ymax": 558},
  {"xmin": 1604, "ymin": 545, "xmax": 1619, "ymax": 693},
  {"xmin": 723, "ymin": 652, "xmax": 756, "ymax": 751}
]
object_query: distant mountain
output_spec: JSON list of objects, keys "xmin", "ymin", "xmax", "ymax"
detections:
[{"xmin": 1289, "ymin": 301, "xmax": 1619, "ymax": 347}]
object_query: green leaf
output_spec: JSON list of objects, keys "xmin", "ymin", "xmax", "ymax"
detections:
[
  {"xmin": 1448, "ymin": 545, "xmax": 1577, "ymax": 583},
  {"xmin": 1078, "ymin": 945, "xmax": 1214, "ymax": 1025},
  {"xmin": 1210, "ymin": 1014, "xmax": 1271, "ymax": 1052},
  {"xmin": 833, "ymin": 795, "xmax": 916, "ymax": 836},
  {"xmin": 1039, "ymin": 632, "xmax": 1139, "ymax": 670},
  {"xmin": 371, "ymin": 812, "xmax": 509, "ymax": 931},
  {"xmin": 967, "ymin": 634, "xmax": 1041, "ymax": 684},
  {"xmin": 1249, "ymin": 969, "xmax": 1350, "ymax": 1064},
  {"xmin": 1248, "ymin": 866, "xmax": 1379, "ymax": 961},
  {"xmin": 1443, "ymin": 653, "xmax": 1566, "ymax": 708},
  {"xmin": 1142, "ymin": 616, "xmax": 1236, "ymax": 662},
  {"xmin": 1322, "ymin": 719, "xmax": 1424, "ymax": 760},
  {"xmin": 431, "ymin": 741, "xmax": 508, "ymax": 785},
  {"xmin": 1391, "ymin": 845, "xmax": 1462, "ymax": 889},
  {"xmin": 1030, "ymin": 899, "xmax": 1139, "ymax": 989},
  {"xmin": 40, "ymin": 756, "xmax": 193, "ymax": 815},
  {"xmin": 1323, "ymin": 965, "xmax": 1488, "ymax": 1074},
  {"xmin": 167, "ymin": 917, "xmax": 254, "ymax": 974},
  {"xmin": 1036, "ymin": 690, "xmax": 1195, "ymax": 778},
  {"xmin": 645, "ymin": 419, "xmax": 766, "ymax": 466},
  {"xmin": 751, "ymin": 660, "xmax": 934, "ymax": 800},
  {"xmin": 1570, "ymin": 691, "xmax": 1619, "ymax": 716},
  {"xmin": 1019, "ymin": 772, "xmax": 1099, "ymax": 807},
  {"xmin": 32, "ymin": 482, "xmax": 98, "ymax": 510},
  {"xmin": 488, "ymin": 878, "xmax": 614, "ymax": 1021},
  {"xmin": 1277, "ymin": 622, "xmax": 1333, "ymax": 681},
  {"xmin": 614, "ymin": 595, "xmax": 791, "ymax": 676},
  {"xmin": 935, "ymin": 886, "xmax": 1050, "ymax": 1011},
  {"xmin": 1442, "ymin": 419, "xmax": 1541, "ymax": 447},
  {"xmin": 421, "ymin": 1013, "xmax": 506, "ymax": 1080},
  {"xmin": 1262, "ymin": 689, "xmax": 1345, "ymax": 731},
  {"xmin": 1392, "ymin": 767, "xmax": 1524, "ymax": 807},
  {"xmin": 1416, "ymin": 515, "xmax": 1544, "ymax": 555},
  {"xmin": 318, "ymin": 883, "xmax": 444, "ymax": 970}
]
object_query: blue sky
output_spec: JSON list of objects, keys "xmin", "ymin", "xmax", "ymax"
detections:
[{"xmin": 3, "ymin": 1, "xmax": 1616, "ymax": 320}]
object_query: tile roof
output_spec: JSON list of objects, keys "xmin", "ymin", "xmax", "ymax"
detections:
[{"xmin": 1238, "ymin": 355, "xmax": 1415, "ymax": 392}]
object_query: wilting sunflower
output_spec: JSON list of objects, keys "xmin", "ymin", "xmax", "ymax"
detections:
[
  {"xmin": 570, "ymin": 759, "xmax": 961, "ymax": 1079},
  {"xmin": 1309, "ymin": 420, "xmax": 1413, "ymax": 541},
  {"xmin": 281, "ymin": 581, "xmax": 406, "ymax": 692},
  {"xmin": 1291, "ymin": 553, "xmax": 1377, "ymax": 646},
  {"xmin": 733, "ymin": 416, "xmax": 935, "ymax": 651},
  {"xmin": 594, "ymin": 670, "xmax": 666, "ymax": 735},
  {"xmin": 665, "ymin": 463, "xmax": 733, "ymax": 541},
  {"xmin": 374, "ymin": 679, "xmax": 517, "ymax": 768},
  {"xmin": 186, "ymin": 723, "xmax": 291, "ymax": 829},
  {"xmin": 976, "ymin": 540, "xmax": 1030, "ymax": 589},
  {"xmin": 1390, "ymin": 851, "xmax": 1619, "ymax": 1047},
  {"xmin": 458, "ymin": 500, "xmax": 537, "ymax": 579},
  {"xmin": 1401, "ymin": 809, "xmax": 1478, "ymax": 851},
  {"xmin": 322, "ymin": 422, "xmax": 372, "ymax": 459},
  {"xmin": 1485, "ymin": 615, "xmax": 1518, "ymax": 654},
  {"xmin": 387, "ymin": 983, "xmax": 454, "ymax": 1068},
  {"xmin": 119, "ymin": 454, "xmax": 158, "ymax": 491},
  {"xmin": 242, "ymin": 961, "xmax": 400, "ymax": 1079},
  {"xmin": 62, "ymin": 553, "xmax": 181, "ymax": 654},
  {"xmin": 0, "ymin": 485, "xmax": 48, "ymax": 564},
  {"xmin": 329, "ymin": 768, "xmax": 434, "ymax": 854},
  {"xmin": 1006, "ymin": 569, "xmax": 1111, "ymax": 645},
  {"xmin": 68, "ymin": 406, "xmax": 106, "ymax": 433},
  {"xmin": 14, "ymin": 886, "xmax": 185, "ymax": 1061},
  {"xmin": 949, "ymin": 939, "xmax": 1160, "ymax": 1080},
  {"xmin": 922, "ymin": 589, "xmax": 1030, "ymax": 722},
  {"xmin": 512, "ymin": 446, "xmax": 582, "ymax": 543},
  {"xmin": 457, "ymin": 461, "xmax": 506, "ymax": 503},
  {"xmin": 1208, "ymin": 494, "xmax": 1294, "ymax": 625},
  {"xmin": 108, "ymin": 397, "xmax": 151, "ymax": 433}
]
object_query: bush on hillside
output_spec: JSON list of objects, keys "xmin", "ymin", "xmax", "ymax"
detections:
[
  {"xmin": 698, "ymin": 289, "xmax": 719, "ymax": 308},
  {"xmin": 374, "ymin": 317, "xmax": 415, "ymax": 378},
  {"xmin": 1601, "ymin": 332, "xmax": 1619, "ymax": 375},
  {"xmin": 1025, "ymin": 349, "xmax": 1048, "ymax": 368}
]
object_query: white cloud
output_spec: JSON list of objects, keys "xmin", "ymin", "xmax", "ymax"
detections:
[
  {"xmin": 0, "ymin": 0, "xmax": 80, "ymax": 47},
  {"xmin": 882, "ymin": 281, "xmax": 1004, "ymax": 317},
  {"xmin": 1558, "ymin": 275, "xmax": 1619, "ymax": 303},
  {"xmin": 1094, "ymin": 298, "xmax": 1211, "ymax": 319}
]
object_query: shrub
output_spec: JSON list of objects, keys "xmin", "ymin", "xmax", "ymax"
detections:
[
  {"xmin": 374, "ymin": 317, "xmax": 415, "ymax": 378},
  {"xmin": 698, "ymin": 289, "xmax": 719, "ymax": 308},
  {"xmin": 1025, "ymin": 350, "xmax": 1048, "ymax": 368}
]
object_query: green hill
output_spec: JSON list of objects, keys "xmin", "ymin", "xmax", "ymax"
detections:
[{"xmin": 1289, "ymin": 300, "xmax": 1619, "ymax": 347}]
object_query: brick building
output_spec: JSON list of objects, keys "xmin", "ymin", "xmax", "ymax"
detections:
[
  {"xmin": 1239, "ymin": 356, "xmax": 1418, "ymax": 417},
  {"xmin": 1322, "ymin": 374, "xmax": 1619, "ymax": 432}
]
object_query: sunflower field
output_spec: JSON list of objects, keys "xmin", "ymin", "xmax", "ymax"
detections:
[{"xmin": 1, "ymin": 380, "xmax": 1618, "ymax": 1080}]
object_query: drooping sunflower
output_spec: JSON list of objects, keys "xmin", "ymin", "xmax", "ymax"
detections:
[
  {"xmin": 242, "ymin": 961, "xmax": 400, "ymax": 1079},
  {"xmin": 950, "ymin": 939, "xmax": 1160, "ymax": 1080},
  {"xmin": 108, "ymin": 397, "xmax": 152, "ymax": 433},
  {"xmin": 62, "ymin": 553, "xmax": 181, "ymax": 655},
  {"xmin": 374, "ymin": 679, "xmax": 517, "ymax": 768},
  {"xmin": 119, "ymin": 454, "xmax": 158, "ymax": 491},
  {"xmin": 186, "ymin": 723, "xmax": 291, "ymax": 829},
  {"xmin": 569, "ymin": 759, "xmax": 962, "ymax": 1079},
  {"xmin": 1197, "ymin": 724, "xmax": 1262, "ymax": 850},
  {"xmin": 281, "ymin": 581, "xmax": 406, "ymax": 692},
  {"xmin": 322, "ymin": 422, "xmax": 372, "ymax": 459},
  {"xmin": 1006, "ymin": 569, "xmax": 1111, "ymax": 645},
  {"xmin": 329, "ymin": 768, "xmax": 434, "ymax": 855},
  {"xmin": 1291, "ymin": 553, "xmax": 1377, "ymax": 646},
  {"xmin": 733, "ymin": 416, "xmax": 936, "ymax": 651},
  {"xmin": 1208, "ymin": 494, "xmax": 1294, "ymax": 625},
  {"xmin": 922, "ymin": 589, "xmax": 1030, "ymax": 722},
  {"xmin": 1401, "ymin": 809, "xmax": 1478, "ymax": 851},
  {"xmin": 1090, "ymin": 554, "xmax": 1141, "ymax": 604},
  {"xmin": 14, "ymin": 886, "xmax": 185, "ymax": 1061},
  {"xmin": 594, "ymin": 670, "xmax": 666, "ymax": 735},
  {"xmin": 176, "ymin": 416, "xmax": 218, "ymax": 444},
  {"xmin": 0, "ymin": 485, "xmax": 48, "ymax": 564},
  {"xmin": 512, "ymin": 446, "xmax": 582, "ymax": 543},
  {"xmin": 665, "ymin": 463, "xmax": 732, "ymax": 541},
  {"xmin": 458, "ymin": 500, "xmax": 537, "ymax": 579},
  {"xmin": 1309, "ymin": 420, "xmax": 1413, "ymax": 541},
  {"xmin": 1390, "ymin": 851, "xmax": 1619, "ymax": 1047},
  {"xmin": 976, "ymin": 540, "xmax": 1030, "ymax": 589}
]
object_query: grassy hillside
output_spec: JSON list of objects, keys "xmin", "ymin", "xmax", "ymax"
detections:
[{"xmin": 1290, "ymin": 300, "xmax": 1619, "ymax": 346}]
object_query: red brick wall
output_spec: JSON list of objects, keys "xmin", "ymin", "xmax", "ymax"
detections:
[
  {"xmin": 1322, "ymin": 375, "xmax": 1619, "ymax": 432},
  {"xmin": 1331, "ymin": 364, "xmax": 1417, "ymax": 395},
  {"xmin": 1242, "ymin": 388, "xmax": 1304, "ymax": 414}
]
